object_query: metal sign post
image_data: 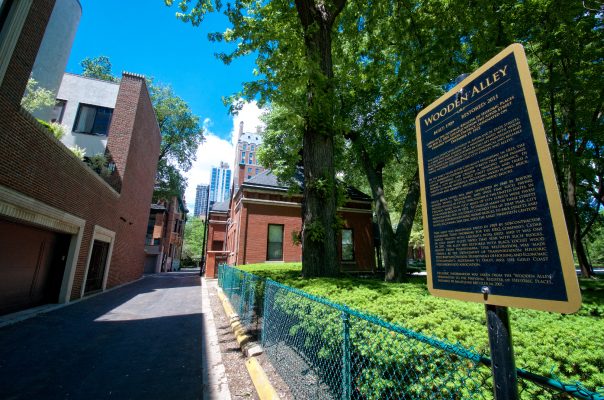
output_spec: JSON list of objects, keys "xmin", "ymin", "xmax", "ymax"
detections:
[{"xmin": 486, "ymin": 305, "xmax": 518, "ymax": 399}]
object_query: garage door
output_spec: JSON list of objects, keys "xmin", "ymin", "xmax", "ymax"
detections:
[{"xmin": 0, "ymin": 218, "xmax": 70, "ymax": 315}]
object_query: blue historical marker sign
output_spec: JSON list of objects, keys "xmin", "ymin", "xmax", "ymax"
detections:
[{"xmin": 415, "ymin": 44, "xmax": 581, "ymax": 313}]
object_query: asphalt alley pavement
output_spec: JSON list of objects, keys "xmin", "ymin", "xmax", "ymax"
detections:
[{"xmin": 0, "ymin": 272, "xmax": 231, "ymax": 400}]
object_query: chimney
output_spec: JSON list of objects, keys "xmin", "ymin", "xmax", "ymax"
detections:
[{"xmin": 238, "ymin": 163, "xmax": 246, "ymax": 188}]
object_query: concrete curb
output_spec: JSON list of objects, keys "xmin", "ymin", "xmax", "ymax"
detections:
[
  {"xmin": 246, "ymin": 357, "xmax": 280, "ymax": 400},
  {"xmin": 216, "ymin": 288, "xmax": 279, "ymax": 399},
  {"xmin": 216, "ymin": 288, "xmax": 264, "ymax": 357}
]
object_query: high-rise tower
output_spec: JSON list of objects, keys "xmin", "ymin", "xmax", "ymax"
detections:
[
  {"xmin": 209, "ymin": 162, "xmax": 231, "ymax": 204},
  {"xmin": 193, "ymin": 184, "xmax": 210, "ymax": 217}
]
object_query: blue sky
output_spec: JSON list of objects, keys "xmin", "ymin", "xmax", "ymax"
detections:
[
  {"xmin": 66, "ymin": 0, "xmax": 266, "ymax": 206},
  {"xmin": 66, "ymin": 0, "xmax": 256, "ymax": 141}
]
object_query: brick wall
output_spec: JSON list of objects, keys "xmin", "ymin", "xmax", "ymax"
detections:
[
  {"xmin": 208, "ymin": 212, "xmax": 227, "ymax": 250},
  {"xmin": 339, "ymin": 211, "xmax": 376, "ymax": 272},
  {"xmin": 242, "ymin": 203, "xmax": 302, "ymax": 264},
  {"xmin": 104, "ymin": 73, "xmax": 161, "ymax": 286},
  {"xmin": 0, "ymin": 3, "xmax": 161, "ymax": 299}
]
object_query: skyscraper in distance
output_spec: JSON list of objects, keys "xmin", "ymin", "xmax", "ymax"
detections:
[
  {"xmin": 193, "ymin": 184, "xmax": 210, "ymax": 217},
  {"xmin": 233, "ymin": 121, "xmax": 265, "ymax": 194},
  {"xmin": 209, "ymin": 162, "xmax": 231, "ymax": 204}
]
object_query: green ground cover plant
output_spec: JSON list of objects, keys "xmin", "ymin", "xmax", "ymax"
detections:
[{"xmin": 239, "ymin": 263, "xmax": 604, "ymax": 392}]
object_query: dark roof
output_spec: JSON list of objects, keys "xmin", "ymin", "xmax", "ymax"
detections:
[
  {"xmin": 243, "ymin": 169, "xmax": 371, "ymax": 202},
  {"xmin": 210, "ymin": 200, "xmax": 230, "ymax": 213},
  {"xmin": 344, "ymin": 185, "xmax": 372, "ymax": 202},
  {"xmin": 243, "ymin": 170, "xmax": 289, "ymax": 190}
]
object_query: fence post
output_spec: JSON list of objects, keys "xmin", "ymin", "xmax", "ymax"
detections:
[
  {"xmin": 250, "ymin": 277, "xmax": 257, "ymax": 327},
  {"xmin": 341, "ymin": 311, "xmax": 351, "ymax": 400},
  {"xmin": 239, "ymin": 273, "xmax": 247, "ymax": 317}
]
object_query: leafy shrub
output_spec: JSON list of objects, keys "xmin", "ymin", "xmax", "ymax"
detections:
[
  {"xmin": 240, "ymin": 263, "xmax": 604, "ymax": 395},
  {"xmin": 84, "ymin": 154, "xmax": 112, "ymax": 178},
  {"xmin": 21, "ymin": 78, "xmax": 55, "ymax": 114},
  {"xmin": 37, "ymin": 119, "xmax": 66, "ymax": 140},
  {"xmin": 69, "ymin": 145, "xmax": 86, "ymax": 160}
]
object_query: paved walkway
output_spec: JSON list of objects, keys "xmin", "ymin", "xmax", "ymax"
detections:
[{"xmin": 0, "ymin": 272, "xmax": 231, "ymax": 400}]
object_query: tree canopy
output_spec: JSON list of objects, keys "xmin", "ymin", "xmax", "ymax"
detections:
[
  {"xmin": 182, "ymin": 217, "xmax": 206, "ymax": 265},
  {"xmin": 167, "ymin": 0, "xmax": 603, "ymax": 279},
  {"xmin": 80, "ymin": 56, "xmax": 119, "ymax": 83}
]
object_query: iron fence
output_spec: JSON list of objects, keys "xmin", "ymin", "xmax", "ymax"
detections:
[{"xmin": 217, "ymin": 265, "xmax": 603, "ymax": 400}]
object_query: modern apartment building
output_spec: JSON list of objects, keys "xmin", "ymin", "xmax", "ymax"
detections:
[
  {"xmin": 193, "ymin": 184, "xmax": 210, "ymax": 217},
  {"xmin": 52, "ymin": 73, "xmax": 120, "ymax": 157},
  {"xmin": 209, "ymin": 162, "xmax": 231, "ymax": 204}
]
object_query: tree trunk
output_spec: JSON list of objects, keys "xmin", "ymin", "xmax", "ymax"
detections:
[
  {"xmin": 358, "ymin": 151, "xmax": 399, "ymax": 280},
  {"xmin": 389, "ymin": 169, "xmax": 420, "ymax": 282},
  {"xmin": 385, "ymin": 170, "xmax": 420, "ymax": 282},
  {"xmin": 295, "ymin": 0, "xmax": 346, "ymax": 277},
  {"xmin": 302, "ymin": 131, "xmax": 338, "ymax": 277},
  {"xmin": 575, "ymin": 220, "xmax": 594, "ymax": 278},
  {"xmin": 564, "ymin": 90, "xmax": 594, "ymax": 279},
  {"xmin": 353, "ymin": 135, "xmax": 420, "ymax": 282}
]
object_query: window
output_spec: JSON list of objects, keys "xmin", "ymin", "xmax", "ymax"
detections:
[
  {"xmin": 51, "ymin": 99, "xmax": 66, "ymax": 123},
  {"xmin": 0, "ymin": 0, "xmax": 15, "ymax": 34},
  {"xmin": 73, "ymin": 104, "xmax": 113, "ymax": 135},
  {"xmin": 341, "ymin": 229, "xmax": 354, "ymax": 261},
  {"xmin": 248, "ymin": 167, "xmax": 252, "ymax": 173},
  {"xmin": 256, "ymin": 168, "xmax": 259, "ymax": 174},
  {"xmin": 251, "ymin": 144, "xmax": 255, "ymax": 151},
  {"xmin": 241, "ymin": 151, "xmax": 246, "ymax": 164},
  {"xmin": 267, "ymin": 224, "xmax": 284, "ymax": 260}
]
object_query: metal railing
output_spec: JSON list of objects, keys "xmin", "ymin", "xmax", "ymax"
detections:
[{"xmin": 217, "ymin": 265, "xmax": 603, "ymax": 399}]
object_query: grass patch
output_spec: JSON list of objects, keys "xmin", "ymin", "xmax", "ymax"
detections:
[{"xmin": 239, "ymin": 262, "xmax": 604, "ymax": 390}]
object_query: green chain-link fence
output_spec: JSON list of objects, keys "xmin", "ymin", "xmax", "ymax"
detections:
[{"xmin": 217, "ymin": 265, "xmax": 603, "ymax": 400}]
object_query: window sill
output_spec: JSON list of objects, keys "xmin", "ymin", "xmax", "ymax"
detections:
[{"xmin": 74, "ymin": 131, "xmax": 108, "ymax": 137}]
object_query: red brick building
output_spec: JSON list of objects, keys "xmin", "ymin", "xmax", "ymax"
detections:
[
  {"xmin": 144, "ymin": 197, "xmax": 187, "ymax": 273},
  {"xmin": 205, "ymin": 200, "xmax": 230, "ymax": 275},
  {"xmin": 0, "ymin": 0, "xmax": 161, "ymax": 315},
  {"xmin": 204, "ymin": 166, "xmax": 376, "ymax": 277}
]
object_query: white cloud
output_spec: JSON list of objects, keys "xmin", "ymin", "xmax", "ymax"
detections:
[
  {"xmin": 184, "ymin": 132, "xmax": 233, "ymax": 209},
  {"xmin": 184, "ymin": 102, "xmax": 267, "ymax": 211},
  {"xmin": 229, "ymin": 101, "xmax": 267, "ymax": 145}
]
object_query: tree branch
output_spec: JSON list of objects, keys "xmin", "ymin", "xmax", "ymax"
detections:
[
  {"xmin": 294, "ymin": 0, "xmax": 316, "ymax": 28},
  {"xmin": 158, "ymin": 143, "xmax": 172, "ymax": 163}
]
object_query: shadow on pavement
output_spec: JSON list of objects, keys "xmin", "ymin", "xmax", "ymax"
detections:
[{"xmin": 0, "ymin": 272, "xmax": 207, "ymax": 400}]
